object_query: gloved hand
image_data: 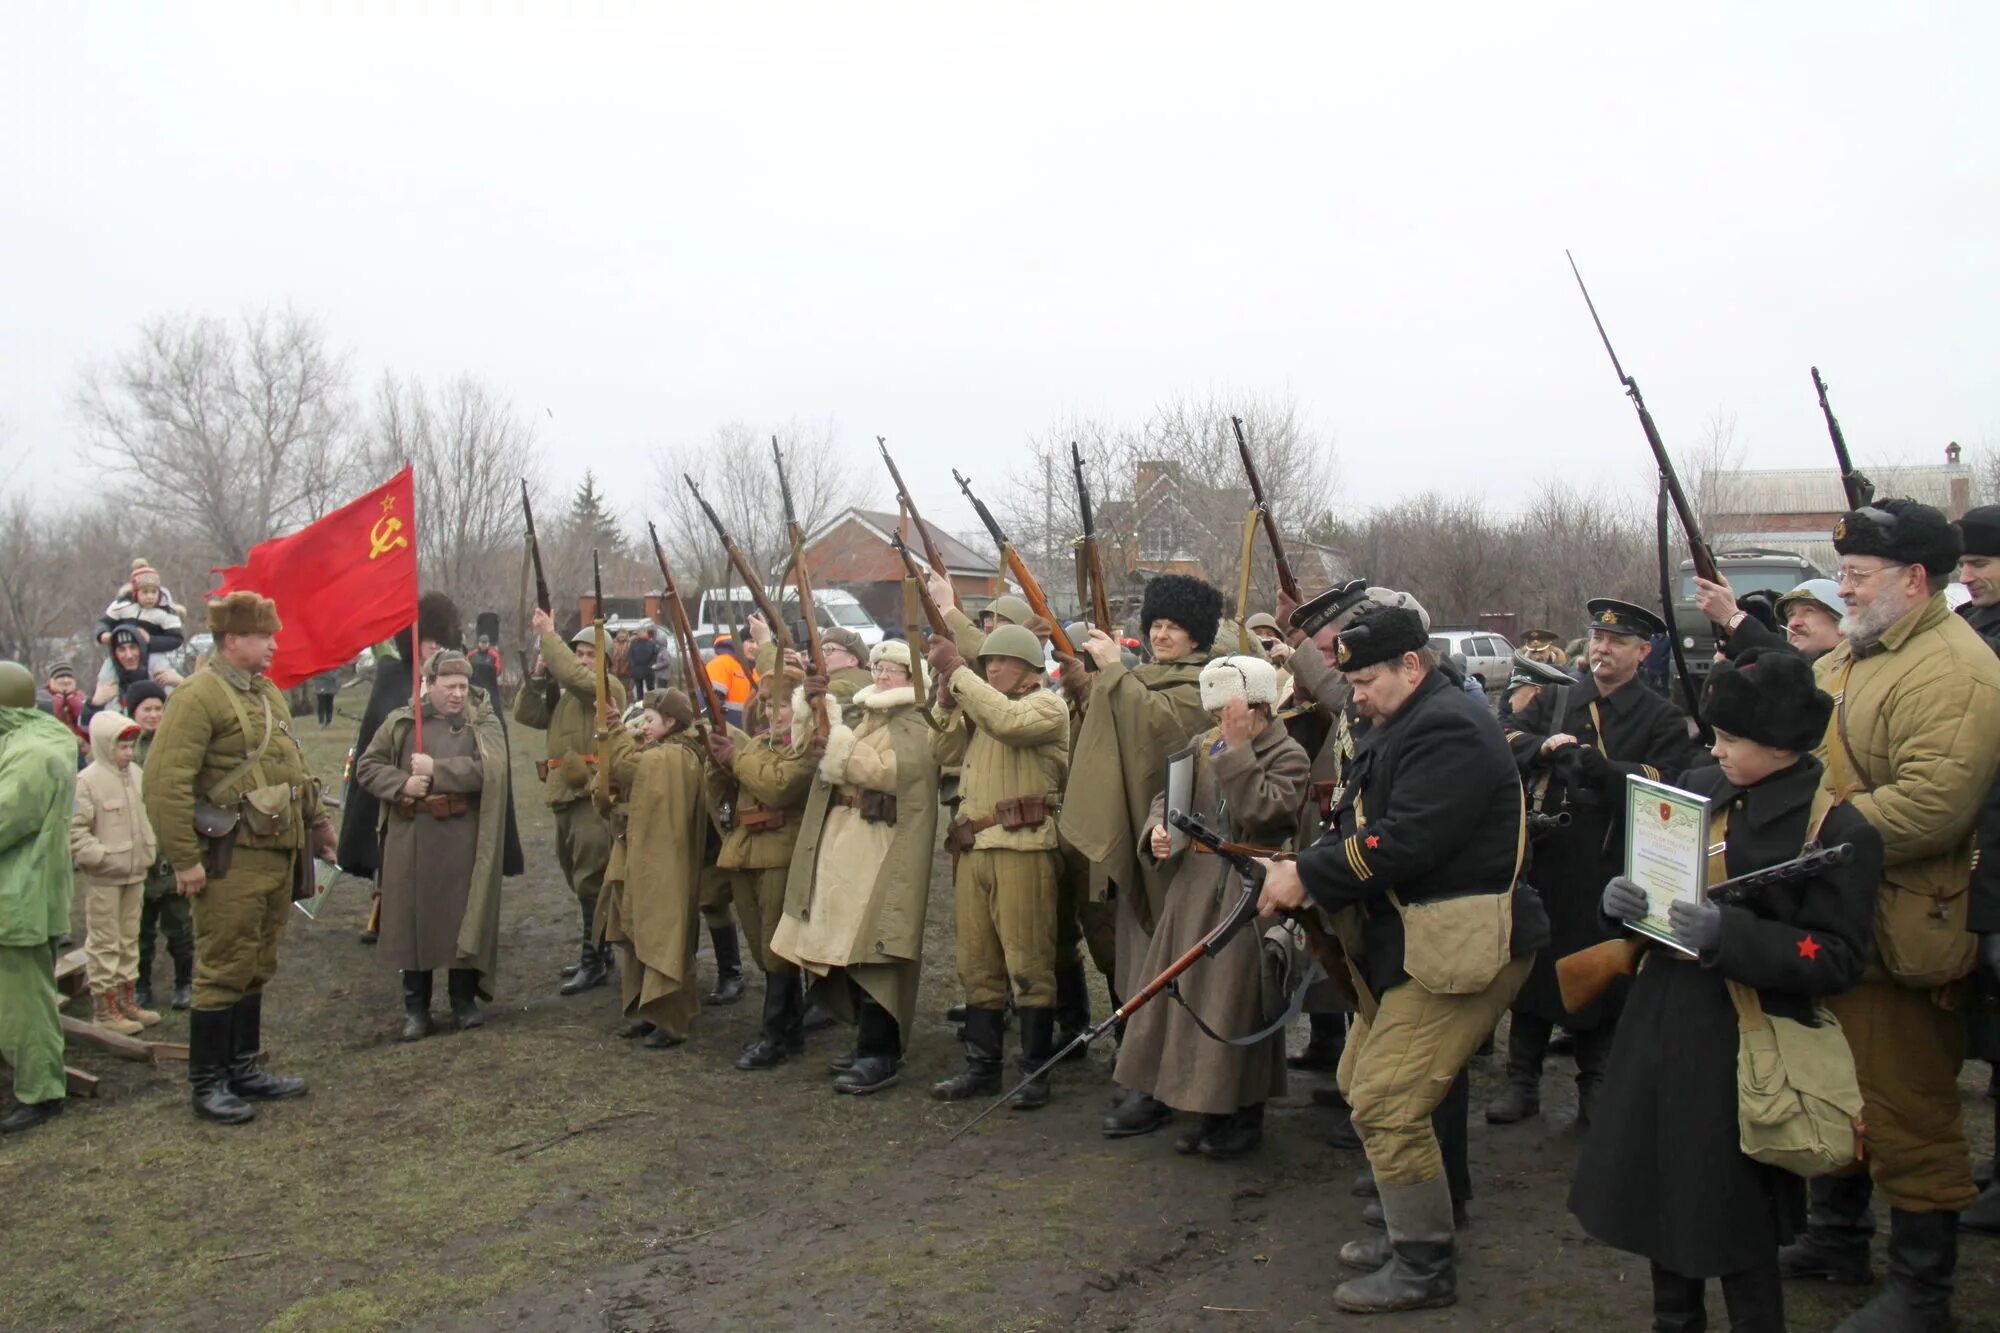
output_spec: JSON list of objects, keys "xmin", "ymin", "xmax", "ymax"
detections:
[
  {"xmin": 703, "ymin": 730, "xmax": 737, "ymax": 769},
  {"xmin": 802, "ymin": 674, "xmax": 829, "ymax": 703},
  {"xmin": 1669, "ymin": 898, "xmax": 1723, "ymax": 954},
  {"xmin": 1601, "ymin": 876, "xmax": 1648, "ymax": 922},
  {"xmin": 1979, "ymin": 932, "xmax": 2000, "ymax": 985},
  {"xmin": 1573, "ymin": 746, "xmax": 1613, "ymax": 785},
  {"xmin": 926, "ymin": 638, "xmax": 964, "ymax": 678}
]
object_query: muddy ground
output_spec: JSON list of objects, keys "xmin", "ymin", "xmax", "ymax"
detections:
[{"xmin": 4, "ymin": 708, "xmax": 1997, "ymax": 1331}]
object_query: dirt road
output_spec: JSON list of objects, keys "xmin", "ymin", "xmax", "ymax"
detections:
[{"xmin": 4, "ymin": 710, "xmax": 1995, "ymax": 1330}]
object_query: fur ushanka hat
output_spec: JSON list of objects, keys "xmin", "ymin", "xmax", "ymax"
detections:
[
  {"xmin": 1139, "ymin": 574, "xmax": 1223, "ymax": 652},
  {"xmin": 207, "ymin": 591, "xmax": 281, "ymax": 637},
  {"xmin": 1702, "ymin": 647, "xmax": 1833, "ymax": 753}
]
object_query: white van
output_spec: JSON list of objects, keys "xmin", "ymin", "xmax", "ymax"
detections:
[{"xmin": 694, "ymin": 586, "xmax": 883, "ymax": 649}]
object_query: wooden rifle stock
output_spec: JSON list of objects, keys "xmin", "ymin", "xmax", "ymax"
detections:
[
  {"xmin": 951, "ymin": 468, "xmax": 1079, "ymax": 658},
  {"xmin": 773, "ymin": 436, "xmax": 830, "ymax": 740},
  {"xmin": 890, "ymin": 526, "xmax": 953, "ymax": 637},
  {"xmin": 1070, "ymin": 441, "xmax": 1113, "ymax": 634},
  {"xmin": 647, "ymin": 522, "xmax": 727, "ymax": 731},
  {"xmin": 683, "ymin": 474, "xmax": 792, "ymax": 652},
  {"xmin": 1231, "ymin": 415, "xmax": 1303, "ymax": 606},
  {"xmin": 878, "ymin": 437, "xmax": 951, "ymax": 578},
  {"xmin": 1556, "ymin": 937, "xmax": 1646, "ymax": 1014},
  {"xmin": 590, "ymin": 549, "xmax": 610, "ymax": 733}
]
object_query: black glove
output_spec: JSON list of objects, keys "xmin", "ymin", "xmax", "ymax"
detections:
[
  {"xmin": 1573, "ymin": 746, "xmax": 1612, "ymax": 785},
  {"xmin": 1601, "ymin": 876, "xmax": 1647, "ymax": 922},
  {"xmin": 1668, "ymin": 898, "xmax": 1722, "ymax": 954},
  {"xmin": 1979, "ymin": 932, "xmax": 2000, "ymax": 985}
]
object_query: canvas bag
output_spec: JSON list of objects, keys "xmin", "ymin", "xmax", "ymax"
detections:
[
  {"xmin": 1386, "ymin": 788, "xmax": 1527, "ymax": 996},
  {"xmin": 1711, "ymin": 807, "xmax": 1864, "ymax": 1177}
]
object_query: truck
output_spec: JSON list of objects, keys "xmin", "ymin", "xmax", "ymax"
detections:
[
  {"xmin": 1673, "ymin": 546, "xmax": 1825, "ymax": 679},
  {"xmin": 693, "ymin": 585, "xmax": 883, "ymax": 651}
]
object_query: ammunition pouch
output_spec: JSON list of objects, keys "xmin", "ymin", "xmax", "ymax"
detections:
[
  {"xmin": 240, "ymin": 783, "xmax": 295, "ymax": 839},
  {"xmin": 736, "ymin": 805, "xmax": 789, "ymax": 832},
  {"xmin": 945, "ymin": 794, "xmax": 1053, "ymax": 852},
  {"xmin": 535, "ymin": 759, "xmax": 551, "ymax": 782},
  {"xmin": 835, "ymin": 790, "xmax": 899, "ymax": 826}
]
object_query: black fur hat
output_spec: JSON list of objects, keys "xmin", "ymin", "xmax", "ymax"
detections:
[
  {"xmin": 417, "ymin": 591, "xmax": 464, "ymax": 653},
  {"xmin": 1833, "ymin": 498, "xmax": 1960, "ymax": 575},
  {"xmin": 1702, "ymin": 647, "xmax": 1833, "ymax": 753},
  {"xmin": 1334, "ymin": 606, "xmax": 1430, "ymax": 671},
  {"xmin": 1139, "ymin": 574, "xmax": 1224, "ymax": 652}
]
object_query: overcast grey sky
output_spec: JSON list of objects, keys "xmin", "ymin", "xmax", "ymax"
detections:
[{"xmin": 3, "ymin": 2, "xmax": 1993, "ymax": 526}]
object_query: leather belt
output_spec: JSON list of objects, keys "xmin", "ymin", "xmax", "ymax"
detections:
[
  {"xmin": 736, "ymin": 806, "xmax": 790, "ymax": 832},
  {"xmin": 393, "ymin": 793, "xmax": 470, "ymax": 820}
]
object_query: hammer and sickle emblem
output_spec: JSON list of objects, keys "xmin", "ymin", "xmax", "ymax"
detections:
[{"xmin": 369, "ymin": 513, "xmax": 409, "ymax": 560}]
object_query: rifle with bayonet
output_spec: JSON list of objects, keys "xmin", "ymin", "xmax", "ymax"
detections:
[
  {"xmin": 950, "ymin": 807, "xmax": 1270, "ymax": 1140},
  {"xmin": 683, "ymin": 474, "xmax": 792, "ymax": 653},
  {"xmin": 879, "ymin": 437, "xmax": 951, "ymax": 578},
  {"xmin": 647, "ymin": 521, "xmax": 727, "ymax": 731},
  {"xmin": 1232, "ymin": 415, "xmax": 1304, "ymax": 608},
  {"xmin": 1565, "ymin": 251, "xmax": 1710, "ymax": 726},
  {"xmin": 1812, "ymin": 367, "xmax": 1874, "ymax": 511},
  {"xmin": 1555, "ymin": 841, "xmax": 1857, "ymax": 1013},
  {"xmin": 773, "ymin": 436, "xmax": 830, "ymax": 740},
  {"xmin": 952, "ymin": 468, "xmax": 1079, "ymax": 658},
  {"xmin": 521, "ymin": 481, "xmax": 557, "ymax": 707},
  {"xmin": 590, "ymin": 549, "xmax": 610, "ymax": 734}
]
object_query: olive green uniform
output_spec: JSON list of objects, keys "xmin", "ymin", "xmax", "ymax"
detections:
[
  {"xmin": 142, "ymin": 660, "xmax": 327, "ymax": 1010},
  {"xmin": 933, "ymin": 666, "xmax": 1069, "ymax": 1009},
  {"xmin": 716, "ymin": 731, "xmax": 818, "ymax": 973},
  {"xmin": 514, "ymin": 630, "xmax": 626, "ymax": 915}
]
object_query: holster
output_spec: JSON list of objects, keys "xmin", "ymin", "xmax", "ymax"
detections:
[
  {"xmin": 193, "ymin": 802, "xmax": 239, "ymax": 878},
  {"xmin": 736, "ymin": 806, "xmax": 789, "ymax": 832},
  {"xmin": 535, "ymin": 759, "xmax": 552, "ymax": 782}
]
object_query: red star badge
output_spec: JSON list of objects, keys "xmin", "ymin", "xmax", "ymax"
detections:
[
  {"xmin": 1796, "ymin": 935, "xmax": 1820, "ymax": 961},
  {"xmin": 1365, "ymin": 835, "xmax": 1381, "ymax": 850}
]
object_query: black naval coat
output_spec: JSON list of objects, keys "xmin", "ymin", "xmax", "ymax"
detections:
[
  {"xmin": 1298, "ymin": 669, "xmax": 1549, "ymax": 1000},
  {"xmin": 1959, "ymin": 600, "xmax": 2000, "ymax": 1059},
  {"xmin": 1569, "ymin": 757, "xmax": 1880, "ymax": 1278},
  {"xmin": 337, "ymin": 650, "xmax": 526, "ymax": 879},
  {"xmin": 1504, "ymin": 670, "xmax": 1702, "ymax": 1028}
]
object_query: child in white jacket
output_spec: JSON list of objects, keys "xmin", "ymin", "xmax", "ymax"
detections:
[{"xmin": 72, "ymin": 710, "xmax": 162, "ymax": 1035}]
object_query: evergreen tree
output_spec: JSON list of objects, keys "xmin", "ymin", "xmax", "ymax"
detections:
[{"xmin": 566, "ymin": 470, "xmax": 628, "ymax": 557}]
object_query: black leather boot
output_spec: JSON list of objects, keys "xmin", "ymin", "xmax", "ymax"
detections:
[
  {"xmin": 1718, "ymin": 1259, "xmax": 1786, "ymax": 1333},
  {"xmin": 0, "ymin": 1098, "xmax": 64, "ymax": 1134},
  {"xmin": 189, "ymin": 1006, "xmax": 255, "ymax": 1124},
  {"xmin": 1198, "ymin": 1102, "xmax": 1265, "ymax": 1159},
  {"xmin": 739, "ymin": 971, "xmax": 804, "ymax": 1070},
  {"xmin": 1008, "ymin": 1007, "xmax": 1056, "ymax": 1110},
  {"xmin": 446, "ymin": 969, "xmax": 483, "ymax": 1030},
  {"xmin": 559, "ymin": 937, "xmax": 609, "ymax": 995},
  {"xmin": 560, "ymin": 899, "xmax": 594, "ymax": 981},
  {"xmin": 1572, "ymin": 1023, "xmax": 1614, "ymax": 1131},
  {"xmin": 136, "ymin": 947, "xmax": 156, "ymax": 1012},
  {"xmin": 1778, "ymin": 1173, "xmax": 1876, "ymax": 1284},
  {"xmin": 1175, "ymin": 1113, "xmax": 1229, "ymax": 1156},
  {"xmin": 1289, "ymin": 1011, "xmax": 1345, "ymax": 1071},
  {"xmin": 400, "ymin": 970, "xmax": 435, "ymax": 1041},
  {"xmin": 929, "ymin": 1007, "xmax": 1004, "ymax": 1101},
  {"xmin": 1101, "ymin": 1088, "xmax": 1174, "ymax": 1138},
  {"xmin": 170, "ymin": 942, "xmax": 193, "ymax": 1011},
  {"xmin": 704, "ymin": 924, "xmax": 747, "ymax": 1005},
  {"xmin": 229, "ymin": 993, "xmax": 306, "ymax": 1100},
  {"xmin": 1436, "ymin": 1069, "xmax": 1474, "ymax": 1212},
  {"xmin": 1964, "ymin": 1182, "xmax": 2000, "ymax": 1236},
  {"xmin": 1333, "ymin": 1176, "xmax": 1458, "ymax": 1313},
  {"xmin": 1339, "ymin": 1228, "xmax": 1392, "ymax": 1272},
  {"xmin": 1053, "ymin": 957, "xmax": 1091, "ymax": 1060},
  {"xmin": 1485, "ymin": 1012, "xmax": 1547, "ymax": 1124},
  {"xmin": 615, "ymin": 1016, "xmax": 656, "ymax": 1039},
  {"xmin": 832, "ymin": 996, "xmax": 901, "ymax": 1094},
  {"xmin": 1833, "ymin": 1209, "xmax": 1956, "ymax": 1332},
  {"xmin": 1648, "ymin": 1263, "xmax": 1708, "ymax": 1333}
]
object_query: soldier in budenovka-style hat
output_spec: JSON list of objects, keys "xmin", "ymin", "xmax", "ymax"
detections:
[{"xmin": 1490, "ymin": 595, "xmax": 1699, "ymax": 1132}]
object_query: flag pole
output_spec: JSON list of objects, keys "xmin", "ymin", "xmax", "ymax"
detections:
[{"xmin": 407, "ymin": 455, "xmax": 423, "ymax": 752}]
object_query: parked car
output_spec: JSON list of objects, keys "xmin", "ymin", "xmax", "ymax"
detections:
[
  {"xmin": 694, "ymin": 586, "xmax": 883, "ymax": 648},
  {"xmin": 1427, "ymin": 629, "xmax": 1515, "ymax": 693}
]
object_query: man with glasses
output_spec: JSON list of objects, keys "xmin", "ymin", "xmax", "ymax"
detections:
[
  {"xmin": 1778, "ymin": 500, "xmax": 2000, "ymax": 1332},
  {"xmin": 1693, "ymin": 577, "xmax": 1846, "ymax": 663}
]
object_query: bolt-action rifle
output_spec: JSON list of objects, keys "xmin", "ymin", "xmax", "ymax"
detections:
[
  {"xmin": 646, "ymin": 522, "xmax": 727, "ymax": 731},
  {"xmin": 952, "ymin": 468, "xmax": 1078, "ymax": 659},
  {"xmin": 773, "ymin": 437, "xmax": 830, "ymax": 740},
  {"xmin": 684, "ymin": 475, "xmax": 791, "ymax": 654},
  {"xmin": 1812, "ymin": 367, "xmax": 1874, "ymax": 511},
  {"xmin": 1232, "ymin": 415, "xmax": 1303, "ymax": 607}
]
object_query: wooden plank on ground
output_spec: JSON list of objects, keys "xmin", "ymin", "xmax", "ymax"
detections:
[
  {"xmin": 59, "ymin": 1014, "xmax": 152, "ymax": 1061},
  {"xmin": 65, "ymin": 1066, "xmax": 100, "ymax": 1098}
]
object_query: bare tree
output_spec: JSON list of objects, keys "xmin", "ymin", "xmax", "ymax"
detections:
[
  {"xmin": 370, "ymin": 371, "xmax": 544, "ymax": 629},
  {"xmin": 651, "ymin": 417, "xmax": 872, "ymax": 608},
  {"xmin": 76, "ymin": 308, "xmax": 364, "ymax": 563}
]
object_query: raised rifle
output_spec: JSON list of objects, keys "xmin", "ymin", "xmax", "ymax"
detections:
[
  {"xmin": 1555, "ymin": 841, "xmax": 1856, "ymax": 1013},
  {"xmin": 521, "ymin": 480, "xmax": 556, "ymax": 701},
  {"xmin": 1566, "ymin": 252, "xmax": 1710, "ymax": 725},
  {"xmin": 951, "ymin": 468, "xmax": 1078, "ymax": 658},
  {"xmin": 889, "ymin": 525, "xmax": 953, "ymax": 637},
  {"xmin": 878, "ymin": 436, "xmax": 951, "ymax": 578},
  {"xmin": 773, "ymin": 436, "xmax": 830, "ymax": 739},
  {"xmin": 1071, "ymin": 441, "xmax": 1113, "ymax": 636},
  {"xmin": 590, "ymin": 549, "xmax": 610, "ymax": 732},
  {"xmin": 647, "ymin": 521, "xmax": 727, "ymax": 731},
  {"xmin": 950, "ymin": 807, "xmax": 1267, "ymax": 1141},
  {"xmin": 683, "ymin": 474, "xmax": 792, "ymax": 653},
  {"xmin": 1232, "ymin": 415, "xmax": 1304, "ymax": 607},
  {"xmin": 1812, "ymin": 367, "xmax": 1874, "ymax": 511}
]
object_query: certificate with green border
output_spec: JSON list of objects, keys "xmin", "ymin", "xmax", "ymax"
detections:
[{"xmin": 1623, "ymin": 776, "xmax": 1711, "ymax": 956}]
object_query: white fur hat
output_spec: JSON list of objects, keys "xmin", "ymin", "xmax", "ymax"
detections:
[
  {"xmin": 870, "ymin": 639, "xmax": 911, "ymax": 670},
  {"xmin": 1199, "ymin": 655, "xmax": 1279, "ymax": 712}
]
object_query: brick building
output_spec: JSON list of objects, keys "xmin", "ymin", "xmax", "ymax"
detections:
[
  {"xmin": 799, "ymin": 508, "xmax": 1005, "ymax": 631},
  {"xmin": 1708, "ymin": 443, "xmax": 1975, "ymax": 569}
]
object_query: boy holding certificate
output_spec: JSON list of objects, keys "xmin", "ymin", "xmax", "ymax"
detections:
[{"xmin": 1569, "ymin": 649, "xmax": 1880, "ymax": 1331}]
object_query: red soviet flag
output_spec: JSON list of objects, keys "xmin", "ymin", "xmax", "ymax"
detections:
[{"xmin": 211, "ymin": 466, "xmax": 419, "ymax": 689}]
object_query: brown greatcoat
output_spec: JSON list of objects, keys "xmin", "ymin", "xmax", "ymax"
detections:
[
  {"xmin": 1112, "ymin": 717, "xmax": 1310, "ymax": 1115},
  {"xmin": 356, "ymin": 693, "xmax": 509, "ymax": 993},
  {"xmin": 599, "ymin": 725, "xmax": 708, "ymax": 1039},
  {"xmin": 1055, "ymin": 653, "xmax": 1211, "ymax": 997},
  {"xmin": 772, "ymin": 684, "xmax": 939, "ymax": 1044}
]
